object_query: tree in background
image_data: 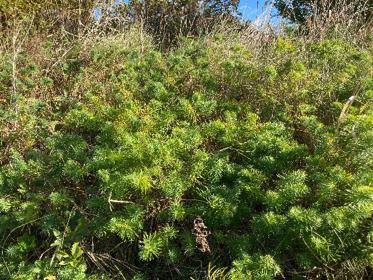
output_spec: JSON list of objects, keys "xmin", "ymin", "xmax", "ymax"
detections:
[
  {"xmin": 1, "ymin": 0, "xmax": 241, "ymax": 48},
  {"xmin": 116, "ymin": 0, "xmax": 241, "ymax": 48},
  {"xmin": 274, "ymin": 0, "xmax": 372, "ymax": 30},
  {"xmin": 0, "ymin": 0, "xmax": 97, "ymax": 35}
]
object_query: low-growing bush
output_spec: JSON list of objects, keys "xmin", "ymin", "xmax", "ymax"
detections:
[{"xmin": 0, "ymin": 33, "xmax": 372, "ymax": 279}]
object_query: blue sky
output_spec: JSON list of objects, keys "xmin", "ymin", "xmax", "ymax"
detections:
[{"xmin": 238, "ymin": 0, "xmax": 270, "ymax": 20}]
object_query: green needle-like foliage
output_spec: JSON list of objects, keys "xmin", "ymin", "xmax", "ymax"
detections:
[{"xmin": 0, "ymin": 30, "xmax": 372, "ymax": 279}]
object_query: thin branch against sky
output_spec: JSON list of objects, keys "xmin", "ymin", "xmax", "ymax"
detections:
[{"xmin": 239, "ymin": 0, "xmax": 277, "ymax": 21}]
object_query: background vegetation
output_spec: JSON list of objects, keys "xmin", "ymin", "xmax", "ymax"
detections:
[{"xmin": 0, "ymin": 0, "xmax": 372, "ymax": 279}]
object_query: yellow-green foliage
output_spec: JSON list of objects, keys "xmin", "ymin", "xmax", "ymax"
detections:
[{"xmin": 0, "ymin": 33, "xmax": 372, "ymax": 280}]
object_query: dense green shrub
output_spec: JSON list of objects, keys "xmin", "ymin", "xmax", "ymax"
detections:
[{"xmin": 0, "ymin": 34, "xmax": 372, "ymax": 279}]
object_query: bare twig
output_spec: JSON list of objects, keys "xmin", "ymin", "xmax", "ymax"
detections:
[{"xmin": 108, "ymin": 191, "xmax": 134, "ymax": 211}]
